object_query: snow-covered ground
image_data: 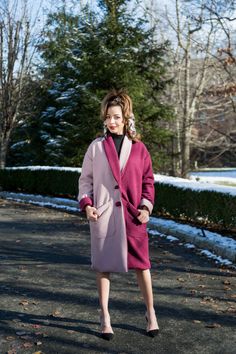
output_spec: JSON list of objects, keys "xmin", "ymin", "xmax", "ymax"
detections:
[
  {"xmin": 189, "ymin": 169, "xmax": 236, "ymax": 186},
  {"xmin": 0, "ymin": 191, "xmax": 235, "ymax": 269},
  {"xmin": 190, "ymin": 169, "xmax": 236, "ymax": 178},
  {"xmin": 154, "ymin": 173, "xmax": 236, "ymax": 196},
  {"xmin": 190, "ymin": 176, "xmax": 236, "ymax": 185}
]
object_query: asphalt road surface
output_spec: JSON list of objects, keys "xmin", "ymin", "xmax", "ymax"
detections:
[{"xmin": 0, "ymin": 199, "xmax": 235, "ymax": 354}]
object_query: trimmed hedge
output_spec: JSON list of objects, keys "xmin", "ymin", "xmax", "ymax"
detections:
[
  {"xmin": 0, "ymin": 167, "xmax": 235, "ymax": 229},
  {"xmin": 153, "ymin": 183, "xmax": 236, "ymax": 229},
  {"xmin": 0, "ymin": 169, "xmax": 78, "ymax": 197}
]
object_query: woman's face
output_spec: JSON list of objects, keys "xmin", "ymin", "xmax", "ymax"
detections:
[{"xmin": 105, "ymin": 105, "xmax": 125, "ymax": 135}]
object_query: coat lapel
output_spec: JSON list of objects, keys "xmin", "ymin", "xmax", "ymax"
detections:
[
  {"xmin": 119, "ymin": 135, "xmax": 132, "ymax": 172},
  {"xmin": 103, "ymin": 135, "xmax": 121, "ymax": 184},
  {"xmin": 103, "ymin": 134, "xmax": 132, "ymax": 182}
]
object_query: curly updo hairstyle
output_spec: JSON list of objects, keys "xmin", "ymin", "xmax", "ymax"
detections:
[{"xmin": 101, "ymin": 89, "xmax": 140, "ymax": 141}]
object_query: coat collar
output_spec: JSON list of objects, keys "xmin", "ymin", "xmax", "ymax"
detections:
[
  {"xmin": 119, "ymin": 135, "xmax": 132, "ymax": 171},
  {"xmin": 103, "ymin": 134, "xmax": 132, "ymax": 183}
]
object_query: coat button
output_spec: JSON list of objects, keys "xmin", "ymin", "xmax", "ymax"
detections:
[
  {"xmin": 115, "ymin": 201, "xmax": 121, "ymax": 207},
  {"xmin": 114, "ymin": 185, "xmax": 119, "ymax": 189}
]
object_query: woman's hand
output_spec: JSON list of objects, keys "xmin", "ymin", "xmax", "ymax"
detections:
[
  {"xmin": 137, "ymin": 208, "xmax": 150, "ymax": 224},
  {"xmin": 85, "ymin": 205, "xmax": 99, "ymax": 221}
]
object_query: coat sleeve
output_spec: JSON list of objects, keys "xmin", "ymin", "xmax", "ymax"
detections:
[
  {"xmin": 78, "ymin": 143, "xmax": 94, "ymax": 211},
  {"xmin": 139, "ymin": 151, "xmax": 155, "ymax": 215}
]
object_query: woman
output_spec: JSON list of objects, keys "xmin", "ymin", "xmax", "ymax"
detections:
[{"xmin": 78, "ymin": 89, "xmax": 159, "ymax": 340}]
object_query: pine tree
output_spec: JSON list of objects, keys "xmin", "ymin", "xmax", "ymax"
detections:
[{"xmin": 7, "ymin": 76, "xmax": 50, "ymax": 166}]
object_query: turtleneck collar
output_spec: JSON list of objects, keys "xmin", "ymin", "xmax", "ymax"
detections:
[
  {"xmin": 108, "ymin": 131, "xmax": 124, "ymax": 139},
  {"xmin": 107, "ymin": 132, "xmax": 125, "ymax": 156}
]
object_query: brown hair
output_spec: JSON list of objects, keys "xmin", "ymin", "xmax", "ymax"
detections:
[{"xmin": 101, "ymin": 89, "xmax": 140, "ymax": 141}]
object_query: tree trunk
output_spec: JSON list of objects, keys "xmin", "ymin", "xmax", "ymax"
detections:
[
  {"xmin": 0, "ymin": 137, "xmax": 8, "ymax": 169},
  {"xmin": 171, "ymin": 114, "xmax": 181, "ymax": 176},
  {"xmin": 181, "ymin": 31, "xmax": 191, "ymax": 178},
  {"xmin": 181, "ymin": 130, "xmax": 191, "ymax": 177},
  {"xmin": 0, "ymin": 1, "xmax": 32, "ymax": 168}
]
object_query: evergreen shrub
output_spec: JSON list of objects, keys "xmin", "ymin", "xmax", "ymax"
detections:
[
  {"xmin": 0, "ymin": 168, "xmax": 235, "ymax": 229},
  {"xmin": 0, "ymin": 168, "xmax": 78, "ymax": 197},
  {"xmin": 153, "ymin": 183, "xmax": 236, "ymax": 229}
]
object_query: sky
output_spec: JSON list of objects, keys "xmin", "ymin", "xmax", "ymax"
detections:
[
  {"xmin": 4, "ymin": 0, "xmax": 234, "ymax": 68},
  {"xmin": 27, "ymin": 0, "xmax": 235, "ymax": 54},
  {"xmin": 24, "ymin": 0, "xmax": 180, "ymax": 50},
  {"xmin": 27, "ymin": 0, "xmax": 175, "ymax": 27}
]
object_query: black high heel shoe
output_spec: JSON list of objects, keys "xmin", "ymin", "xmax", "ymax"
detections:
[
  {"xmin": 101, "ymin": 332, "xmax": 114, "ymax": 341},
  {"xmin": 145, "ymin": 312, "xmax": 159, "ymax": 337},
  {"xmin": 100, "ymin": 315, "xmax": 114, "ymax": 341}
]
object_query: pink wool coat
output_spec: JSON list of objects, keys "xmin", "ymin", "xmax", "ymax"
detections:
[{"xmin": 78, "ymin": 134, "xmax": 155, "ymax": 273}]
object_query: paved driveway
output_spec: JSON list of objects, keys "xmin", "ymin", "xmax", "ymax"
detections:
[{"xmin": 0, "ymin": 199, "xmax": 235, "ymax": 354}]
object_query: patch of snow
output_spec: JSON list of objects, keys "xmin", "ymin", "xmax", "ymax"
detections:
[
  {"xmin": 55, "ymin": 108, "xmax": 71, "ymax": 118},
  {"xmin": 6, "ymin": 197, "xmax": 79, "ymax": 213},
  {"xmin": 189, "ymin": 169, "xmax": 236, "ymax": 178},
  {"xmin": 5, "ymin": 166, "xmax": 81, "ymax": 172},
  {"xmin": 46, "ymin": 139, "xmax": 61, "ymax": 147},
  {"xmin": 1, "ymin": 192, "xmax": 77, "ymax": 204},
  {"xmin": 147, "ymin": 229, "xmax": 161, "ymax": 236},
  {"xmin": 149, "ymin": 217, "xmax": 236, "ymax": 252},
  {"xmin": 42, "ymin": 122, "xmax": 53, "ymax": 128},
  {"xmin": 189, "ymin": 176, "xmax": 236, "ymax": 185},
  {"xmin": 184, "ymin": 243, "xmax": 196, "ymax": 249},
  {"xmin": 199, "ymin": 250, "xmax": 233, "ymax": 266},
  {"xmin": 55, "ymin": 88, "xmax": 76, "ymax": 102},
  {"xmin": 41, "ymin": 133, "xmax": 51, "ymax": 141},
  {"xmin": 10, "ymin": 141, "xmax": 29, "ymax": 150},
  {"xmin": 166, "ymin": 235, "xmax": 179, "ymax": 242},
  {"xmin": 154, "ymin": 173, "xmax": 236, "ymax": 197},
  {"xmin": 42, "ymin": 106, "xmax": 57, "ymax": 114},
  {"xmin": 48, "ymin": 89, "xmax": 60, "ymax": 95},
  {"xmin": 148, "ymin": 223, "xmax": 234, "ymax": 267}
]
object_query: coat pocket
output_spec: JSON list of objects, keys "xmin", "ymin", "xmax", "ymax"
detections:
[
  {"xmin": 123, "ymin": 201, "xmax": 147, "ymax": 237},
  {"xmin": 90, "ymin": 200, "xmax": 114, "ymax": 239},
  {"xmin": 96, "ymin": 200, "xmax": 111, "ymax": 217}
]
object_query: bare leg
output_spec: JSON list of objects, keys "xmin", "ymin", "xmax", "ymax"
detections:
[
  {"xmin": 96, "ymin": 272, "xmax": 114, "ymax": 334},
  {"xmin": 136, "ymin": 269, "xmax": 159, "ymax": 331}
]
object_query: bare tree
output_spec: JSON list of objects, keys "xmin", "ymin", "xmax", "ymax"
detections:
[
  {"xmin": 141, "ymin": 0, "xmax": 236, "ymax": 176},
  {"xmin": 188, "ymin": 0, "xmax": 236, "ymax": 167},
  {"xmin": 163, "ymin": 0, "xmax": 216, "ymax": 176},
  {"xmin": 192, "ymin": 58, "xmax": 236, "ymax": 167},
  {"xmin": 0, "ymin": 0, "xmax": 41, "ymax": 169}
]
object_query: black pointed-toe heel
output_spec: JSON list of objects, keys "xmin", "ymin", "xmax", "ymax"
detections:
[
  {"xmin": 147, "ymin": 328, "xmax": 159, "ymax": 337},
  {"xmin": 101, "ymin": 332, "xmax": 114, "ymax": 341},
  {"xmin": 145, "ymin": 313, "xmax": 159, "ymax": 337},
  {"xmin": 100, "ymin": 315, "xmax": 114, "ymax": 341}
]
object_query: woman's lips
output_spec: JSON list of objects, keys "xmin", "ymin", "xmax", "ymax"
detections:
[{"xmin": 109, "ymin": 126, "xmax": 116, "ymax": 130}]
